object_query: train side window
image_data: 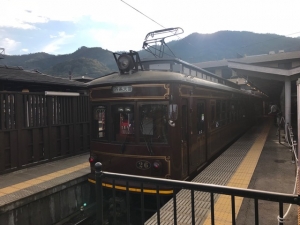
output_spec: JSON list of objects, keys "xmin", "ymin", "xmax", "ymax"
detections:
[
  {"xmin": 231, "ymin": 102, "xmax": 236, "ymax": 122},
  {"xmin": 216, "ymin": 100, "xmax": 221, "ymax": 128},
  {"xmin": 197, "ymin": 102, "xmax": 205, "ymax": 134},
  {"xmin": 139, "ymin": 104, "xmax": 168, "ymax": 143},
  {"xmin": 93, "ymin": 106, "xmax": 107, "ymax": 140},
  {"xmin": 210, "ymin": 101, "xmax": 216, "ymax": 129},
  {"xmin": 221, "ymin": 101, "xmax": 227, "ymax": 126},
  {"xmin": 227, "ymin": 101, "xmax": 231, "ymax": 123}
]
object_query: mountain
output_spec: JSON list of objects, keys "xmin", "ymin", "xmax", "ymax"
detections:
[
  {"xmin": 1, "ymin": 46, "xmax": 116, "ymax": 78},
  {"xmin": 45, "ymin": 57, "xmax": 112, "ymax": 78},
  {"xmin": 2, "ymin": 31, "xmax": 300, "ymax": 78},
  {"xmin": 141, "ymin": 31, "xmax": 300, "ymax": 62}
]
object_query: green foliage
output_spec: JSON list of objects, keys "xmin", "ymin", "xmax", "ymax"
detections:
[
  {"xmin": 1, "ymin": 47, "xmax": 116, "ymax": 78},
  {"xmin": 46, "ymin": 57, "xmax": 112, "ymax": 78}
]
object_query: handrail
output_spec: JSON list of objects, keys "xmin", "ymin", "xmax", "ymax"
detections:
[
  {"xmin": 277, "ymin": 114, "xmax": 286, "ymax": 144},
  {"xmin": 275, "ymin": 116, "xmax": 298, "ymax": 224},
  {"xmin": 94, "ymin": 162, "xmax": 300, "ymax": 225}
]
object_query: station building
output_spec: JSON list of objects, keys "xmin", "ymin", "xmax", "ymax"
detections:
[{"xmin": 194, "ymin": 50, "xmax": 300, "ymax": 128}]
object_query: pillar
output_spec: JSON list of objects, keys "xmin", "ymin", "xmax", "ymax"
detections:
[{"xmin": 284, "ymin": 77, "xmax": 291, "ymax": 130}]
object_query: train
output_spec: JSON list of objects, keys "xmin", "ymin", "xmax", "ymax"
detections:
[{"xmin": 87, "ymin": 50, "xmax": 263, "ymax": 196}]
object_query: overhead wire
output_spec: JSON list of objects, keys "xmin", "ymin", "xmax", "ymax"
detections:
[
  {"xmin": 120, "ymin": 0, "xmax": 165, "ymax": 29},
  {"xmin": 120, "ymin": 0, "xmax": 300, "ymax": 61},
  {"xmin": 120, "ymin": 0, "xmax": 204, "ymax": 58}
]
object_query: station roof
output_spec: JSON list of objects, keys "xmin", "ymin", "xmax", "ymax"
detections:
[
  {"xmin": 0, "ymin": 65, "xmax": 87, "ymax": 88},
  {"xmin": 194, "ymin": 51, "xmax": 300, "ymax": 100}
]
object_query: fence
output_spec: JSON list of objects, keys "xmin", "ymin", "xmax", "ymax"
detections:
[
  {"xmin": 0, "ymin": 92, "xmax": 90, "ymax": 174},
  {"xmin": 94, "ymin": 162, "xmax": 300, "ymax": 225}
]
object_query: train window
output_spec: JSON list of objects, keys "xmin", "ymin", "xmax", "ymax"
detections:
[
  {"xmin": 168, "ymin": 104, "xmax": 178, "ymax": 120},
  {"xmin": 139, "ymin": 104, "xmax": 168, "ymax": 143},
  {"xmin": 197, "ymin": 102, "xmax": 205, "ymax": 134},
  {"xmin": 183, "ymin": 67, "xmax": 190, "ymax": 75},
  {"xmin": 210, "ymin": 101, "xmax": 216, "ymax": 129},
  {"xmin": 230, "ymin": 102, "xmax": 236, "ymax": 122},
  {"xmin": 221, "ymin": 101, "xmax": 227, "ymax": 126},
  {"xmin": 191, "ymin": 70, "xmax": 196, "ymax": 76},
  {"xmin": 112, "ymin": 105, "xmax": 135, "ymax": 142},
  {"xmin": 216, "ymin": 100, "xmax": 221, "ymax": 127},
  {"xmin": 227, "ymin": 101, "xmax": 231, "ymax": 123},
  {"xmin": 93, "ymin": 106, "xmax": 107, "ymax": 139}
]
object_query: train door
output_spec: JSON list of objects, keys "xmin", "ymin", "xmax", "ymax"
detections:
[
  {"xmin": 196, "ymin": 100, "xmax": 207, "ymax": 165},
  {"xmin": 181, "ymin": 98, "xmax": 189, "ymax": 178},
  {"xmin": 189, "ymin": 100, "xmax": 207, "ymax": 173}
]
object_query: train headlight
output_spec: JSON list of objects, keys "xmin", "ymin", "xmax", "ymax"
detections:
[
  {"xmin": 153, "ymin": 160, "xmax": 162, "ymax": 170},
  {"xmin": 124, "ymin": 107, "xmax": 132, "ymax": 112},
  {"xmin": 117, "ymin": 54, "xmax": 134, "ymax": 73}
]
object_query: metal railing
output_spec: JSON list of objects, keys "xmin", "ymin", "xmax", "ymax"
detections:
[
  {"xmin": 94, "ymin": 162, "xmax": 300, "ymax": 225},
  {"xmin": 276, "ymin": 115, "xmax": 298, "ymax": 165}
]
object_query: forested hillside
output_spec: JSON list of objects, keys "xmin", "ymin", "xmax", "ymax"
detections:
[{"xmin": 1, "ymin": 31, "xmax": 300, "ymax": 78}]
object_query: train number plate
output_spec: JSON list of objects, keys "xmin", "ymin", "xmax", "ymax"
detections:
[
  {"xmin": 112, "ymin": 86, "xmax": 132, "ymax": 93},
  {"xmin": 136, "ymin": 160, "xmax": 151, "ymax": 170}
]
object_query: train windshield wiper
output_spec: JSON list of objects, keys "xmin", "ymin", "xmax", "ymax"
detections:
[
  {"xmin": 120, "ymin": 134, "xmax": 129, "ymax": 154},
  {"xmin": 140, "ymin": 122, "xmax": 153, "ymax": 156}
]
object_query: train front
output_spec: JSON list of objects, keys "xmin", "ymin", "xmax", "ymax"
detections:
[{"xmin": 87, "ymin": 51, "xmax": 177, "ymax": 195}]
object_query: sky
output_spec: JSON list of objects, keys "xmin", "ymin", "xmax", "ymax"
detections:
[{"xmin": 1, "ymin": 0, "xmax": 300, "ymax": 56}]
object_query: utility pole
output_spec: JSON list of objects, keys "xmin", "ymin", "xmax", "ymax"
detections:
[{"xmin": 0, "ymin": 48, "xmax": 5, "ymax": 60}]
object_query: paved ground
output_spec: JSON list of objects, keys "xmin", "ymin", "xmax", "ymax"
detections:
[{"xmin": 236, "ymin": 122, "xmax": 298, "ymax": 225}]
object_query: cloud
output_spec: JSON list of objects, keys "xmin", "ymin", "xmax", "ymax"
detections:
[
  {"xmin": 42, "ymin": 31, "xmax": 74, "ymax": 54},
  {"xmin": 2, "ymin": 0, "xmax": 300, "ymax": 55},
  {"xmin": 0, "ymin": 38, "xmax": 21, "ymax": 55},
  {"xmin": 21, "ymin": 49, "xmax": 29, "ymax": 52},
  {"xmin": 1, "ymin": 3, "xmax": 49, "ymax": 29},
  {"xmin": 89, "ymin": 28, "xmax": 146, "ymax": 52}
]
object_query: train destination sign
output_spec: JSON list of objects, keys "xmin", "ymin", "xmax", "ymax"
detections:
[{"xmin": 112, "ymin": 86, "xmax": 133, "ymax": 93}]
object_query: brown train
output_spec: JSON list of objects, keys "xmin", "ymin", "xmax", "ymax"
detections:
[{"xmin": 87, "ymin": 51, "xmax": 263, "ymax": 196}]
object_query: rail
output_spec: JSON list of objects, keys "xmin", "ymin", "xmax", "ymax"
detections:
[{"xmin": 94, "ymin": 162, "xmax": 300, "ymax": 225}]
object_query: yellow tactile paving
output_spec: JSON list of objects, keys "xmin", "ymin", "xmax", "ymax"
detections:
[
  {"xmin": 203, "ymin": 120, "xmax": 272, "ymax": 225},
  {"xmin": 0, "ymin": 162, "xmax": 89, "ymax": 196}
]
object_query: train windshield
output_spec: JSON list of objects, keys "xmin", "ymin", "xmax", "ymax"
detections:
[
  {"xmin": 93, "ymin": 103, "xmax": 168, "ymax": 144},
  {"xmin": 139, "ymin": 104, "xmax": 168, "ymax": 143},
  {"xmin": 112, "ymin": 105, "xmax": 135, "ymax": 142}
]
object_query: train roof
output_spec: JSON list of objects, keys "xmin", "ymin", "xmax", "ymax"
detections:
[
  {"xmin": 87, "ymin": 58, "xmax": 262, "ymax": 98},
  {"xmin": 88, "ymin": 71, "xmax": 261, "ymax": 98}
]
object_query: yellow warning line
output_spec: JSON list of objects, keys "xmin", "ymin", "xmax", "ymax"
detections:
[
  {"xmin": 0, "ymin": 162, "xmax": 89, "ymax": 196},
  {"xmin": 88, "ymin": 178, "xmax": 173, "ymax": 195},
  {"xmin": 203, "ymin": 120, "xmax": 272, "ymax": 225}
]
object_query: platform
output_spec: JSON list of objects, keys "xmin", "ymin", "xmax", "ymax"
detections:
[
  {"xmin": 145, "ymin": 117, "xmax": 298, "ymax": 225},
  {"xmin": 0, "ymin": 153, "xmax": 90, "ymax": 225}
]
